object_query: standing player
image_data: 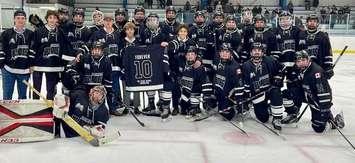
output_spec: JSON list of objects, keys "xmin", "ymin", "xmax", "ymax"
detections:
[
  {"xmin": 272, "ymin": 11, "xmax": 306, "ymax": 124},
  {"xmin": 0, "ymin": 10, "xmax": 34, "ymax": 100},
  {"xmin": 161, "ymin": 6, "xmax": 180, "ymax": 41},
  {"xmin": 304, "ymin": 14, "xmax": 334, "ymax": 80}
]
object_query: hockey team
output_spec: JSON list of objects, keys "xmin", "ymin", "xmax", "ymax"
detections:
[{"xmin": 0, "ymin": 6, "xmax": 345, "ymax": 138}]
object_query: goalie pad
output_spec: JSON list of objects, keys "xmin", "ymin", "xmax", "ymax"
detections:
[{"xmin": 0, "ymin": 100, "xmax": 54, "ymax": 143}]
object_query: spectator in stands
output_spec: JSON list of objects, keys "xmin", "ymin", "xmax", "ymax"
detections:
[
  {"xmin": 330, "ymin": 6, "xmax": 337, "ymax": 29},
  {"xmin": 305, "ymin": 0, "xmax": 311, "ymax": 11},
  {"xmin": 287, "ymin": 0, "xmax": 294, "ymax": 14},
  {"xmin": 166, "ymin": 0, "xmax": 172, "ymax": 6},
  {"xmin": 320, "ymin": 7, "xmax": 327, "ymax": 24},
  {"xmin": 236, "ymin": 4, "xmax": 243, "ymax": 14},
  {"xmin": 337, "ymin": 6, "xmax": 344, "ymax": 24},
  {"xmin": 264, "ymin": 8, "xmax": 271, "ymax": 23},
  {"xmin": 158, "ymin": 0, "xmax": 166, "ymax": 9},
  {"xmin": 215, "ymin": 1, "xmax": 223, "ymax": 13},
  {"xmin": 146, "ymin": 0, "xmax": 153, "ymax": 9},
  {"xmin": 184, "ymin": 1, "xmax": 191, "ymax": 12},
  {"xmin": 252, "ymin": 6, "xmax": 258, "ymax": 16},
  {"xmin": 313, "ymin": 0, "xmax": 319, "ymax": 8},
  {"xmin": 257, "ymin": 5, "xmax": 262, "ymax": 14}
]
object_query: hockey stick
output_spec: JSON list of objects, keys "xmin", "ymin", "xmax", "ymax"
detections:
[
  {"xmin": 329, "ymin": 119, "xmax": 355, "ymax": 151},
  {"xmin": 253, "ymin": 118, "xmax": 287, "ymax": 141},
  {"xmin": 333, "ymin": 45, "xmax": 348, "ymax": 69},
  {"xmin": 220, "ymin": 114, "xmax": 249, "ymax": 136},
  {"xmin": 127, "ymin": 105, "xmax": 145, "ymax": 127},
  {"xmin": 294, "ymin": 105, "xmax": 309, "ymax": 123}
]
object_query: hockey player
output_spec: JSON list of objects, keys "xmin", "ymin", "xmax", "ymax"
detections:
[
  {"xmin": 294, "ymin": 50, "xmax": 344, "ymax": 133},
  {"xmin": 161, "ymin": 6, "xmax": 180, "ymax": 41},
  {"xmin": 57, "ymin": 8, "xmax": 71, "ymax": 35},
  {"xmin": 31, "ymin": 10, "xmax": 72, "ymax": 100},
  {"xmin": 132, "ymin": 6, "xmax": 146, "ymax": 43},
  {"xmin": 114, "ymin": 8, "xmax": 128, "ymax": 34},
  {"xmin": 241, "ymin": 14, "xmax": 278, "ymax": 62},
  {"xmin": 208, "ymin": 11, "xmax": 225, "ymax": 34},
  {"xmin": 118, "ymin": 22, "xmax": 141, "ymax": 115},
  {"xmin": 217, "ymin": 15, "xmax": 242, "ymax": 63},
  {"xmin": 140, "ymin": 13, "xmax": 169, "ymax": 114},
  {"xmin": 239, "ymin": 10, "xmax": 254, "ymax": 62},
  {"xmin": 54, "ymin": 85, "xmax": 109, "ymax": 138},
  {"xmin": 189, "ymin": 11, "xmax": 214, "ymax": 82},
  {"xmin": 179, "ymin": 46, "xmax": 212, "ymax": 117},
  {"xmin": 168, "ymin": 24, "xmax": 198, "ymax": 115},
  {"xmin": 0, "ymin": 10, "xmax": 34, "ymax": 100},
  {"xmin": 63, "ymin": 41, "xmax": 113, "ymax": 111},
  {"xmin": 89, "ymin": 13, "xmax": 124, "ymax": 116},
  {"xmin": 304, "ymin": 14, "xmax": 334, "ymax": 80},
  {"xmin": 89, "ymin": 9, "xmax": 104, "ymax": 34},
  {"xmin": 243, "ymin": 42, "xmax": 285, "ymax": 130},
  {"xmin": 66, "ymin": 8, "xmax": 91, "ymax": 60},
  {"xmin": 272, "ymin": 11, "xmax": 306, "ymax": 124},
  {"xmin": 213, "ymin": 44, "xmax": 244, "ymax": 120}
]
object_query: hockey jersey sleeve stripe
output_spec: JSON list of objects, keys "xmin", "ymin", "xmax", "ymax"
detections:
[
  {"xmin": 62, "ymin": 55, "xmax": 76, "ymax": 61},
  {"xmin": 318, "ymin": 93, "xmax": 330, "ymax": 96},
  {"xmin": 319, "ymin": 99, "xmax": 331, "ymax": 103},
  {"xmin": 325, "ymin": 56, "xmax": 333, "ymax": 59},
  {"xmin": 112, "ymin": 66, "xmax": 121, "ymax": 71},
  {"xmin": 163, "ymin": 60, "xmax": 169, "ymax": 64}
]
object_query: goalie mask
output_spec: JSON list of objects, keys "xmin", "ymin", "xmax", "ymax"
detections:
[
  {"xmin": 92, "ymin": 9, "xmax": 104, "ymax": 26},
  {"xmin": 279, "ymin": 11, "xmax": 292, "ymax": 30},
  {"xmin": 146, "ymin": 13, "xmax": 159, "ymax": 31},
  {"xmin": 89, "ymin": 85, "xmax": 107, "ymax": 105},
  {"xmin": 250, "ymin": 42, "xmax": 264, "ymax": 64}
]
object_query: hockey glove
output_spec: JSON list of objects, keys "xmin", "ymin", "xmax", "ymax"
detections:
[{"xmin": 324, "ymin": 69, "xmax": 334, "ymax": 79}]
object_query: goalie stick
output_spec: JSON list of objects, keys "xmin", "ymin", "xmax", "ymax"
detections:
[{"xmin": 23, "ymin": 80, "xmax": 120, "ymax": 146}]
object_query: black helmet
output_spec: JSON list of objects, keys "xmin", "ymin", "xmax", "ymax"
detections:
[
  {"xmin": 147, "ymin": 12, "xmax": 159, "ymax": 19},
  {"xmin": 14, "ymin": 10, "xmax": 26, "ymax": 17},
  {"xmin": 72, "ymin": 8, "xmax": 85, "ymax": 17},
  {"xmin": 115, "ymin": 8, "xmax": 126, "ymax": 17},
  {"xmin": 220, "ymin": 43, "xmax": 231, "ymax": 52},
  {"xmin": 251, "ymin": 42, "xmax": 264, "ymax": 50},
  {"xmin": 253, "ymin": 14, "xmax": 266, "ymax": 23},
  {"xmin": 194, "ymin": 11, "xmax": 205, "ymax": 18},
  {"xmin": 306, "ymin": 14, "xmax": 319, "ymax": 22},
  {"xmin": 187, "ymin": 46, "xmax": 198, "ymax": 54},
  {"xmin": 135, "ymin": 6, "xmax": 145, "ymax": 14},
  {"xmin": 225, "ymin": 15, "xmax": 237, "ymax": 23},
  {"xmin": 58, "ymin": 8, "xmax": 69, "ymax": 14},
  {"xmin": 213, "ymin": 11, "xmax": 224, "ymax": 19},
  {"xmin": 92, "ymin": 41, "xmax": 104, "ymax": 49},
  {"xmin": 279, "ymin": 10, "xmax": 292, "ymax": 17},
  {"xmin": 295, "ymin": 50, "xmax": 309, "ymax": 60},
  {"xmin": 165, "ymin": 6, "xmax": 176, "ymax": 13}
]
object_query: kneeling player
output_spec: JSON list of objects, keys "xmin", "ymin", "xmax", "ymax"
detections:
[
  {"xmin": 213, "ymin": 44, "xmax": 244, "ymax": 120},
  {"xmin": 54, "ymin": 86, "xmax": 109, "ymax": 138},
  {"xmin": 295, "ymin": 50, "xmax": 344, "ymax": 133},
  {"xmin": 179, "ymin": 46, "xmax": 211, "ymax": 118},
  {"xmin": 243, "ymin": 42, "xmax": 285, "ymax": 130}
]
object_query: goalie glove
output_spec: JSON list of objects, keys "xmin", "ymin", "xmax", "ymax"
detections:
[{"xmin": 53, "ymin": 94, "xmax": 70, "ymax": 119}]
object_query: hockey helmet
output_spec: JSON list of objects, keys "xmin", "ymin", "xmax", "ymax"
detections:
[
  {"xmin": 166, "ymin": 6, "xmax": 176, "ymax": 13},
  {"xmin": 134, "ymin": 6, "xmax": 145, "ymax": 14},
  {"xmin": 115, "ymin": 8, "xmax": 126, "ymax": 17},
  {"xmin": 73, "ymin": 8, "xmax": 85, "ymax": 17}
]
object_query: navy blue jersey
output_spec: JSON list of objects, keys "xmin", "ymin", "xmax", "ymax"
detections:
[
  {"xmin": 141, "ymin": 27, "xmax": 168, "ymax": 45},
  {"xmin": 0, "ymin": 28, "xmax": 34, "ymax": 74},
  {"xmin": 168, "ymin": 37, "xmax": 197, "ymax": 75},
  {"xmin": 305, "ymin": 30, "xmax": 333, "ymax": 71},
  {"xmin": 31, "ymin": 25, "xmax": 73, "ymax": 72},
  {"xmin": 189, "ymin": 23, "xmax": 214, "ymax": 66},
  {"xmin": 243, "ymin": 56, "xmax": 284, "ymax": 96},
  {"xmin": 66, "ymin": 25, "xmax": 92, "ymax": 55},
  {"xmin": 299, "ymin": 62, "xmax": 332, "ymax": 110},
  {"xmin": 122, "ymin": 44, "xmax": 170, "ymax": 91},
  {"xmin": 160, "ymin": 20, "xmax": 180, "ymax": 41},
  {"xmin": 90, "ymin": 28, "xmax": 123, "ymax": 72},
  {"xmin": 217, "ymin": 29, "xmax": 242, "ymax": 62},
  {"xmin": 213, "ymin": 59, "xmax": 244, "ymax": 102},
  {"xmin": 273, "ymin": 26, "xmax": 306, "ymax": 67},
  {"xmin": 180, "ymin": 64, "xmax": 210, "ymax": 99}
]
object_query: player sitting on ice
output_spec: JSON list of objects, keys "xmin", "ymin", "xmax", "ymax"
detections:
[
  {"xmin": 53, "ymin": 85, "xmax": 109, "ymax": 138},
  {"xmin": 294, "ymin": 50, "xmax": 344, "ymax": 133}
]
